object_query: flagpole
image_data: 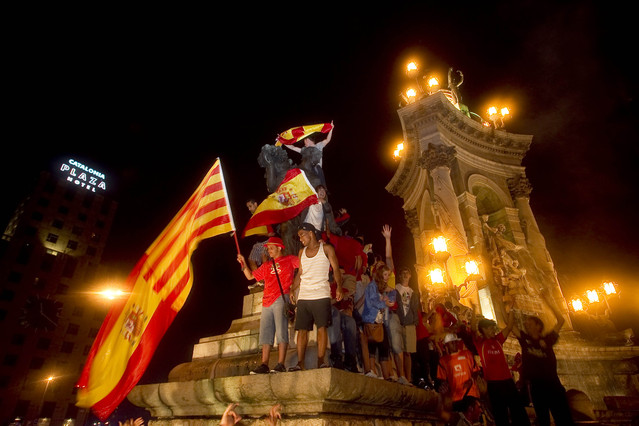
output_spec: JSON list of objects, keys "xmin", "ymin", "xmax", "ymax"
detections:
[{"xmin": 216, "ymin": 158, "xmax": 242, "ymax": 257}]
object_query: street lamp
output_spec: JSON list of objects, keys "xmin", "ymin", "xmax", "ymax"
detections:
[
  {"xmin": 393, "ymin": 141, "xmax": 405, "ymax": 160},
  {"xmin": 39, "ymin": 376, "xmax": 55, "ymax": 419},
  {"xmin": 570, "ymin": 298, "xmax": 584, "ymax": 312},
  {"xmin": 488, "ymin": 106, "xmax": 511, "ymax": 129}
]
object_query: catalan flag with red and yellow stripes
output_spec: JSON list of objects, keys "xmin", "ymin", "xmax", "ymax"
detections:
[
  {"xmin": 76, "ymin": 159, "xmax": 235, "ymax": 420},
  {"xmin": 275, "ymin": 122, "xmax": 333, "ymax": 146}
]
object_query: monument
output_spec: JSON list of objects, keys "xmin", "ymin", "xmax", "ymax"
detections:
[
  {"xmin": 388, "ymin": 65, "xmax": 639, "ymax": 423},
  {"xmin": 128, "ymin": 65, "xmax": 638, "ymax": 425}
]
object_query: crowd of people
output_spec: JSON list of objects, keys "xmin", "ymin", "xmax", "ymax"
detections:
[{"xmin": 233, "ymin": 126, "xmax": 575, "ymax": 425}]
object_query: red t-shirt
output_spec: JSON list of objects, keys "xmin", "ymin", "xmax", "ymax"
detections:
[
  {"xmin": 252, "ymin": 255, "xmax": 299, "ymax": 307},
  {"xmin": 473, "ymin": 332, "xmax": 512, "ymax": 381},
  {"xmin": 437, "ymin": 349, "xmax": 480, "ymax": 402},
  {"xmin": 328, "ymin": 234, "xmax": 365, "ymax": 276}
]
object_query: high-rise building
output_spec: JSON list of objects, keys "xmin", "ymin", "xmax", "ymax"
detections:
[{"xmin": 0, "ymin": 158, "xmax": 117, "ymax": 426}]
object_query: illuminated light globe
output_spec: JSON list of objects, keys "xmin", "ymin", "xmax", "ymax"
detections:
[
  {"xmin": 603, "ymin": 282, "xmax": 617, "ymax": 295},
  {"xmin": 429, "ymin": 268, "xmax": 445, "ymax": 285},
  {"xmin": 571, "ymin": 298, "xmax": 584, "ymax": 312},
  {"xmin": 406, "ymin": 88, "xmax": 417, "ymax": 101},
  {"xmin": 406, "ymin": 62, "xmax": 418, "ymax": 73},
  {"xmin": 431, "ymin": 236, "xmax": 448, "ymax": 254},
  {"xmin": 501, "ymin": 107, "xmax": 510, "ymax": 117},
  {"xmin": 393, "ymin": 142, "xmax": 405, "ymax": 159},
  {"xmin": 464, "ymin": 260, "xmax": 480, "ymax": 276},
  {"xmin": 586, "ymin": 289, "xmax": 599, "ymax": 303}
]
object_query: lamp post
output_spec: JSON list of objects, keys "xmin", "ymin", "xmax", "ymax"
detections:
[
  {"xmin": 429, "ymin": 236, "xmax": 455, "ymax": 298},
  {"xmin": 488, "ymin": 106, "xmax": 511, "ymax": 129},
  {"xmin": 38, "ymin": 376, "xmax": 54, "ymax": 421}
]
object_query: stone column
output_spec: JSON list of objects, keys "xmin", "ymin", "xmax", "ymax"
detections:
[
  {"xmin": 420, "ymin": 144, "xmax": 468, "ymax": 256},
  {"xmin": 508, "ymin": 174, "xmax": 572, "ymax": 329}
]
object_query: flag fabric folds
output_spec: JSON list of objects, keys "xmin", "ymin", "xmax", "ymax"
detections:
[
  {"xmin": 242, "ymin": 168, "xmax": 317, "ymax": 237},
  {"xmin": 275, "ymin": 122, "xmax": 333, "ymax": 146},
  {"xmin": 76, "ymin": 159, "xmax": 236, "ymax": 420}
]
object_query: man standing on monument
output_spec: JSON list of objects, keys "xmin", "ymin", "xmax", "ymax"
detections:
[
  {"xmin": 512, "ymin": 288, "xmax": 574, "ymax": 426},
  {"xmin": 472, "ymin": 309, "xmax": 530, "ymax": 425},
  {"xmin": 289, "ymin": 222, "xmax": 343, "ymax": 370},
  {"xmin": 237, "ymin": 237, "xmax": 298, "ymax": 374}
]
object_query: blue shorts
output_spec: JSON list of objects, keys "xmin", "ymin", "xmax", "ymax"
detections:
[{"xmin": 259, "ymin": 295, "xmax": 290, "ymax": 346}]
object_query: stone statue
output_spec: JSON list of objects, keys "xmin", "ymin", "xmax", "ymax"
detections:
[
  {"xmin": 447, "ymin": 67, "xmax": 464, "ymax": 106},
  {"xmin": 256, "ymin": 144, "xmax": 313, "ymax": 256}
]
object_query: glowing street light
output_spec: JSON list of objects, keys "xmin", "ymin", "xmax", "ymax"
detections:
[
  {"xmin": 393, "ymin": 141, "xmax": 405, "ymax": 159},
  {"xmin": 39, "ymin": 375, "xmax": 55, "ymax": 418},
  {"xmin": 99, "ymin": 289, "xmax": 127, "ymax": 300},
  {"xmin": 406, "ymin": 61, "xmax": 418, "ymax": 74},
  {"xmin": 586, "ymin": 289, "xmax": 599, "ymax": 304},
  {"xmin": 431, "ymin": 236, "xmax": 448, "ymax": 254},
  {"xmin": 571, "ymin": 298, "xmax": 584, "ymax": 312},
  {"xmin": 603, "ymin": 282, "xmax": 617, "ymax": 295},
  {"xmin": 488, "ymin": 105, "xmax": 511, "ymax": 129},
  {"xmin": 464, "ymin": 260, "xmax": 480, "ymax": 276},
  {"xmin": 428, "ymin": 268, "xmax": 445, "ymax": 285}
]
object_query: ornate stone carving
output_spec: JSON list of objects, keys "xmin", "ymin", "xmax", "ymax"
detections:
[
  {"xmin": 404, "ymin": 208, "xmax": 419, "ymax": 230},
  {"xmin": 508, "ymin": 174, "xmax": 533, "ymax": 198},
  {"xmin": 419, "ymin": 144, "xmax": 456, "ymax": 171}
]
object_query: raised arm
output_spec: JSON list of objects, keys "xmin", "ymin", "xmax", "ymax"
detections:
[
  {"xmin": 501, "ymin": 307, "xmax": 515, "ymax": 338},
  {"xmin": 237, "ymin": 254, "xmax": 256, "ymax": 281},
  {"xmin": 381, "ymin": 224, "xmax": 394, "ymax": 271},
  {"xmin": 540, "ymin": 287, "xmax": 565, "ymax": 334}
]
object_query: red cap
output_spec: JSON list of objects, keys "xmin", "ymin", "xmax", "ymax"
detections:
[{"xmin": 264, "ymin": 237, "xmax": 285, "ymax": 249}]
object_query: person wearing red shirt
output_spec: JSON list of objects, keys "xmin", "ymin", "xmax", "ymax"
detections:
[
  {"xmin": 437, "ymin": 333, "xmax": 480, "ymax": 412},
  {"xmin": 237, "ymin": 237, "xmax": 299, "ymax": 374},
  {"xmin": 473, "ymin": 309, "xmax": 530, "ymax": 425}
]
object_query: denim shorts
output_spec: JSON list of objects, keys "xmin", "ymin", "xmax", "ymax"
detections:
[{"xmin": 259, "ymin": 295, "xmax": 290, "ymax": 346}]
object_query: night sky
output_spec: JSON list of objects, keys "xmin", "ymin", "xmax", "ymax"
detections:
[{"xmin": 3, "ymin": 1, "xmax": 638, "ymax": 398}]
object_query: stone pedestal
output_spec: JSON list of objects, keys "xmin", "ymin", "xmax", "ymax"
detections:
[
  {"xmin": 129, "ymin": 369, "xmax": 441, "ymax": 425},
  {"xmin": 129, "ymin": 290, "xmax": 443, "ymax": 425}
]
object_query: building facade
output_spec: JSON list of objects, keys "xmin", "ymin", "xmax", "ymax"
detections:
[{"xmin": 0, "ymin": 158, "xmax": 116, "ymax": 425}]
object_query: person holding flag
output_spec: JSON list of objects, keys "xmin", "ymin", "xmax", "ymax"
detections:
[
  {"xmin": 237, "ymin": 236, "xmax": 299, "ymax": 374},
  {"xmin": 276, "ymin": 121, "xmax": 334, "ymax": 188}
]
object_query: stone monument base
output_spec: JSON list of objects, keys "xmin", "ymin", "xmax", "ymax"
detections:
[{"xmin": 128, "ymin": 368, "xmax": 442, "ymax": 425}]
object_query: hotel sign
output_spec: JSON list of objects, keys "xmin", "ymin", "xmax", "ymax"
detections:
[{"xmin": 59, "ymin": 159, "xmax": 107, "ymax": 192}]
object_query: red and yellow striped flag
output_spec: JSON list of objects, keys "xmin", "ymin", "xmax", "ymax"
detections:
[
  {"xmin": 275, "ymin": 122, "xmax": 333, "ymax": 146},
  {"xmin": 243, "ymin": 168, "xmax": 317, "ymax": 237},
  {"xmin": 76, "ymin": 159, "xmax": 235, "ymax": 420}
]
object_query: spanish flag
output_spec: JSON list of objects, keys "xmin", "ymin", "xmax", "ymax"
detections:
[
  {"xmin": 275, "ymin": 122, "xmax": 333, "ymax": 146},
  {"xmin": 76, "ymin": 159, "xmax": 236, "ymax": 420},
  {"xmin": 243, "ymin": 168, "xmax": 317, "ymax": 237}
]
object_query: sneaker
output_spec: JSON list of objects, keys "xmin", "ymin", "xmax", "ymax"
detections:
[
  {"xmin": 250, "ymin": 363, "xmax": 270, "ymax": 375},
  {"xmin": 288, "ymin": 364, "xmax": 302, "ymax": 372},
  {"xmin": 271, "ymin": 363, "xmax": 286, "ymax": 373},
  {"xmin": 365, "ymin": 371, "xmax": 378, "ymax": 378},
  {"xmin": 398, "ymin": 376, "xmax": 411, "ymax": 385}
]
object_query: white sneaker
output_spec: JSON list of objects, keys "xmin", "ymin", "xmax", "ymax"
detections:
[
  {"xmin": 398, "ymin": 376, "xmax": 411, "ymax": 385},
  {"xmin": 365, "ymin": 371, "xmax": 378, "ymax": 378}
]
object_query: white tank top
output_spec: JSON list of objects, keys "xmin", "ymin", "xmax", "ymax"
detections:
[{"xmin": 298, "ymin": 242, "xmax": 331, "ymax": 300}]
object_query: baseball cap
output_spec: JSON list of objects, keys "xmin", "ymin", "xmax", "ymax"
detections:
[
  {"xmin": 443, "ymin": 333, "xmax": 460, "ymax": 344},
  {"xmin": 298, "ymin": 222, "xmax": 318, "ymax": 233},
  {"xmin": 264, "ymin": 236, "xmax": 285, "ymax": 249}
]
